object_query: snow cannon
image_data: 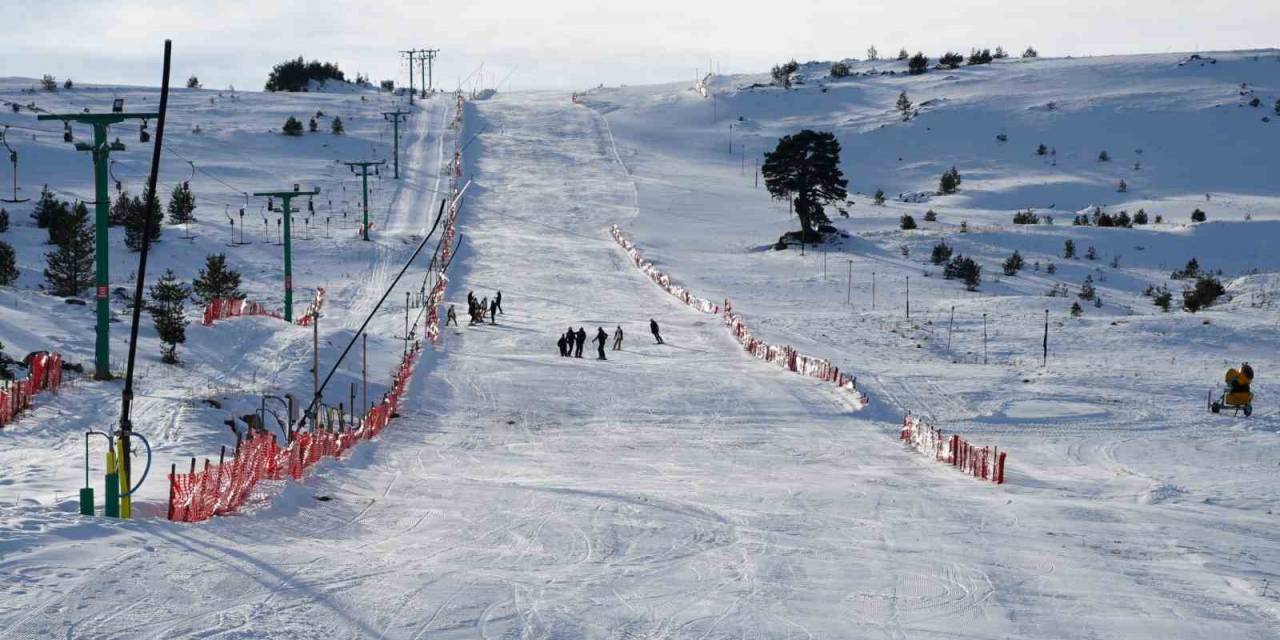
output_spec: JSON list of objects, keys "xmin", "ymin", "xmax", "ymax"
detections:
[{"xmin": 1210, "ymin": 363, "xmax": 1254, "ymax": 417}]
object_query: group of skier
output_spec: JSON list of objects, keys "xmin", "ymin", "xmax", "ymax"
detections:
[
  {"xmin": 446, "ymin": 290, "xmax": 503, "ymax": 327},
  {"xmin": 557, "ymin": 319, "xmax": 663, "ymax": 360}
]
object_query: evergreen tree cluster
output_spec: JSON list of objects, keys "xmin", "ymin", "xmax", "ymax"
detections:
[
  {"xmin": 907, "ymin": 52, "xmax": 929, "ymax": 75},
  {"xmin": 930, "ymin": 241, "xmax": 953, "ymax": 265},
  {"xmin": 0, "ymin": 240, "xmax": 17, "ymax": 286},
  {"xmin": 283, "ymin": 116, "xmax": 304, "ymax": 136},
  {"xmin": 940, "ymin": 52, "xmax": 964, "ymax": 69},
  {"xmin": 943, "ymin": 255, "xmax": 982, "ymax": 290},
  {"xmin": 265, "ymin": 57, "xmax": 346, "ymax": 92},
  {"xmin": 899, "ymin": 214, "xmax": 917, "ymax": 230},
  {"xmin": 124, "ymin": 188, "xmax": 162, "ymax": 251},
  {"xmin": 829, "ymin": 62, "xmax": 851, "ymax": 78},
  {"xmin": 1002, "ymin": 250, "xmax": 1024, "ymax": 275},
  {"xmin": 770, "ymin": 60, "xmax": 800, "ymax": 88},
  {"xmin": 1012, "ymin": 209, "xmax": 1040, "ymax": 224},
  {"xmin": 967, "ymin": 49, "xmax": 994, "ymax": 65},
  {"xmin": 1182, "ymin": 276, "xmax": 1225, "ymax": 312}
]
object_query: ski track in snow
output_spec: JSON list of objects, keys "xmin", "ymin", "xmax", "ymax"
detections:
[{"xmin": 0, "ymin": 59, "xmax": 1278, "ymax": 638}]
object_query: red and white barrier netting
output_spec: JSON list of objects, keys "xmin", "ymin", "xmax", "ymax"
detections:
[
  {"xmin": 901, "ymin": 413, "xmax": 1006, "ymax": 484},
  {"xmin": 168, "ymin": 345, "xmax": 420, "ymax": 522},
  {"xmin": 294, "ymin": 288, "xmax": 327, "ymax": 327},
  {"xmin": 424, "ymin": 93, "xmax": 467, "ymax": 346},
  {"xmin": 201, "ymin": 288, "xmax": 325, "ymax": 327},
  {"xmin": 0, "ymin": 352, "xmax": 64, "ymax": 429},
  {"xmin": 609, "ymin": 224, "xmax": 869, "ymax": 409},
  {"xmin": 170, "ymin": 95, "xmax": 470, "ymax": 522}
]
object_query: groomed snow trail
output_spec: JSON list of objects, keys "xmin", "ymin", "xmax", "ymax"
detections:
[{"xmin": 2, "ymin": 91, "xmax": 1276, "ymax": 639}]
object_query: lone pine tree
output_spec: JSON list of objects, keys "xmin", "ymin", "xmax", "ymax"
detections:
[
  {"xmin": 148, "ymin": 269, "xmax": 189, "ymax": 364},
  {"xmin": 191, "ymin": 253, "xmax": 244, "ymax": 304},
  {"xmin": 762, "ymin": 130, "xmax": 848, "ymax": 243},
  {"xmin": 43, "ymin": 201, "xmax": 94, "ymax": 296},
  {"xmin": 124, "ymin": 186, "xmax": 162, "ymax": 251},
  {"xmin": 167, "ymin": 182, "xmax": 196, "ymax": 225}
]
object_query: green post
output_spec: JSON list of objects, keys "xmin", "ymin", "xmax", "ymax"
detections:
[
  {"xmin": 382, "ymin": 110, "xmax": 410, "ymax": 179},
  {"xmin": 39, "ymin": 110, "xmax": 157, "ymax": 380},
  {"xmin": 104, "ymin": 448, "xmax": 119, "ymax": 518},
  {"xmin": 254, "ymin": 187, "xmax": 320, "ymax": 322},
  {"xmin": 79, "ymin": 487, "xmax": 94, "ymax": 516},
  {"xmin": 343, "ymin": 161, "xmax": 384, "ymax": 241}
]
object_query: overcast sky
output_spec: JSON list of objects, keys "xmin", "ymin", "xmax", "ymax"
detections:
[{"xmin": 1, "ymin": 0, "xmax": 1274, "ymax": 92}]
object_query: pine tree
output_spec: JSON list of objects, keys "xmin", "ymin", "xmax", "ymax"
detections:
[
  {"xmin": 148, "ymin": 269, "xmax": 188, "ymax": 364},
  {"xmin": 1078, "ymin": 274, "xmax": 1096, "ymax": 300},
  {"xmin": 1098, "ymin": 150, "xmax": 1110, "ymax": 162},
  {"xmin": 762, "ymin": 130, "xmax": 848, "ymax": 242},
  {"xmin": 167, "ymin": 182, "xmax": 196, "ymax": 225},
  {"xmin": 331, "ymin": 116, "xmax": 344, "ymax": 134},
  {"xmin": 186, "ymin": 76, "xmax": 201, "ymax": 89},
  {"xmin": 31, "ymin": 187, "xmax": 65, "ymax": 229},
  {"xmin": 1002, "ymin": 250, "xmax": 1024, "ymax": 275},
  {"xmin": 43, "ymin": 201, "xmax": 94, "ymax": 296},
  {"xmin": 940, "ymin": 52, "xmax": 963, "ymax": 69},
  {"xmin": 1133, "ymin": 209, "xmax": 1148, "ymax": 224},
  {"xmin": 41, "ymin": 74, "xmax": 57, "ymax": 91},
  {"xmin": 308, "ymin": 117, "xmax": 318, "ymax": 133},
  {"xmin": 930, "ymin": 241, "xmax": 952, "ymax": 265},
  {"xmin": 1086, "ymin": 245, "xmax": 1097, "ymax": 260},
  {"xmin": 1036, "ymin": 143, "xmax": 1047, "ymax": 156},
  {"xmin": 899, "ymin": 214, "xmax": 917, "ymax": 230},
  {"xmin": 48, "ymin": 200, "xmax": 84, "ymax": 247},
  {"xmin": 924, "ymin": 209, "xmax": 937, "ymax": 222},
  {"xmin": 938, "ymin": 167, "xmax": 962, "ymax": 194},
  {"xmin": 0, "ymin": 207, "xmax": 8, "ymax": 232},
  {"xmin": 1022, "ymin": 47, "xmax": 1039, "ymax": 58},
  {"xmin": 1191, "ymin": 208, "xmax": 1207, "ymax": 222},
  {"xmin": 874, "ymin": 188, "xmax": 886, "ymax": 205},
  {"xmin": 994, "ymin": 46, "xmax": 1008, "ymax": 59},
  {"xmin": 1070, "ymin": 301, "xmax": 1083, "ymax": 316},
  {"xmin": 1063, "ymin": 239, "xmax": 1076, "ymax": 259},
  {"xmin": 191, "ymin": 253, "xmax": 244, "ymax": 304},
  {"xmin": 944, "ymin": 255, "xmax": 981, "ymax": 290},
  {"xmin": 109, "ymin": 189, "xmax": 135, "ymax": 226},
  {"xmin": 908, "ymin": 52, "xmax": 929, "ymax": 75},
  {"xmin": 283, "ymin": 116, "xmax": 304, "ymax": 136},
  {"xmin": 0, "ymin": 240, "xmax": 17, "ymax": 286},
  {"xmin": 1118, "ymin": 179, "xmax": 1127, "ymax": 192},
  {"xmin": 866, "ymin": 45, "xmax": 878, "ymax": 61},
  {"xmin": 897, "ymin": 48, "xmax": 909, "ymax": 61},
  {"xmin": 124, "ymin": 186, "xmax": 162, "ymax": 251},
  {"xmin": 896, "ymin": 91, "xmax": 912, "ymax": 119}
]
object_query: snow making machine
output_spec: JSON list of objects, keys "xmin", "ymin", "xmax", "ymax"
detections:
[{"xmin": 1210, "ymin": 363, "xmax": 1254, "ymax": 417}]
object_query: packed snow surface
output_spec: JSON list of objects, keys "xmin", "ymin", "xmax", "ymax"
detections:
[{"xmin": 1, "ymin": 49, "xmax": 1279, "ymax": 638}]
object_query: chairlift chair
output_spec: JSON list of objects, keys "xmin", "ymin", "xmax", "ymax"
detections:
[{"xmin": 139, "ymin": 119, "xmax": 150, "ymax": 143}]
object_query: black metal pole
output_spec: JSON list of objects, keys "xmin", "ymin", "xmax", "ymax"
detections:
[{"xmin": 118, "ymin": 40, "xmax": 172, "ymax": 515}]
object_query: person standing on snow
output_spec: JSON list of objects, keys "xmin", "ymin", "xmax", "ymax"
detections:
[
  {"xmin": 446, "ymin": 305, "xmax": 458, "ymax": 326},
  {"xmin": 479, "ymin": 297, "xmax": 489, "ymax": 321},
  {"xmin": 574, "ymin": 327, "xmax": 587, "ymax": 358},
  {"xmin": 650, "ymin": 318, "xmax": 664, "ymax": 344},
  {"xmin": 612, "ymin": 325, "xmax": 624, "ymax": 351},
  {"xmin": 494, "ymin": 291, "xmax": 504, "ymax": 315},
  {"xmin": 594, "ymin": 327, "xmax": 609, "ymax": 360},
  {"xmin": 557, "ymin": 333, "xmax": 568, "ymax": 357},
  {"xmin": 489, "ymin": 298, "xmax": 499, "ymax": 324}
]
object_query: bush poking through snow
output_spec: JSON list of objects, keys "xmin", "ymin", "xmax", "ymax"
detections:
[
  {"xmin": 1012, "ymin": 209, "xmax": 1040, "ymax": 224},
  {"xmin": 830, "ymin": 62, "xmax": 850, "ymax": 78},
  {"xmin": 308, "ymin": 117, "xmax": 318, "ymax": 133},
  {"xmin": 331, "ymin": 116, "xmax": 344, "ymax": 134},
  {"xmin": 771, "ymin": 60, "xmax": 799, "ymax": 88},
  {"xmin": 896, "ymin": 91, "xmax": 912, "ymax": 119},
  {"xmin": 940, "ymin": 52, "xmax": 964, "ymax": 69},
  {"xmin": 1133, "ymin": 209, "xmax": 1149, "ymax": 224},
  {"xmin": 1023, "ymin": 47, "xmax": 1039, "ymax": 58},
  {"xmin": 938, "ymin": 167, "xmax": 962, "ymax": 194},
  {"xmin": 1182, "ymin": 276, "xmax": 1225, "ymax": 312},
  {"xmin": 1153, "ymin": 287, "xmax": 1173, "ymax": 311},
  {"xmin": 265, "ymin": 57, "xmax": 346, "ymax": 92},
  {"xmin": 1078, "ymin": 274, "xmax": 1096, "ymax": 300},
  {"xmin": 900, "ymin": 214, "xmax": 917, "ymax": 230},
  {"xmin": 283, "ymin": 116, "xmax": 304, "ymax": 136},
  {"xmin": 1036, "ymin": 143, "xmax": 1048, "ymax": 155},
  {"xmin": 944, "ymin": 255, "xmax": 982, "ymax": 290},
  {"xmin": 908, "ymin": 52, "xmax": 929, "ymax": 75},
  {"xmin": 924, "ymin": 209, "xmax": 937, "ymax": 222},
  {"xmin": 930, "ymin": 241, "xmax": 953, "ymax": 265},
  {"xmin": 874, "ymin": 189, "xmax": 886, "ymax": 205},
  {"xmin": 1070, "ymin": 301, "xmax": 1083, "ymax": 316},
  {"xmin": 1086, "ymin": 245, "xmax": 1097, "ymax": 260},
  {"xmin": 1118, "ymin": 179, "xmax": 1127, "ymax": 192},
  {"xmin": 1098, "ymin": 150, "xmax": 1110, "ymax": 162},
  {"xmin": 1172, "ymin": 258, "xmax": 1201, "ymax": 280},
  {"xmin": 1002, "ymin": 250, "xmax": 1024, "ymax": 276},
  {"xmin": 1063, "ymin": 239, "xmax": 1076, "ymax": 259},
  {"xmin": 1191, "ymin": 208, "xmax": 1207, "ymax": 223}
]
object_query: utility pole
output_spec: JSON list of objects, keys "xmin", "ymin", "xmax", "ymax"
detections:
[
  {"xmin": 421, "ymin": 48, "xmax": 439, "ymax": 93},
  {"xmin": 40, "ymin": 106, "xmax": 159, "ymax": 381},
  {"xmin": 253, "ymin": 185, "xmax": 320, "ymax": 322},
  {"xmin": 383, "ymin": 109, "xmax": 410, "ymax": 179},
  {"xmin": 344, "ymin": 160, "xmax": 385, "ymax": 240},
  {"xmin": 846, "ymin": 260, "xmax": 853, "ymax": 305},
  {"xmin": 400, "ymin": 49, "xmax": 417, "ymax": 106}
]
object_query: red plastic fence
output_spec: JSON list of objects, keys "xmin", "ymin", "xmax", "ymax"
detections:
[
  {"xmin": 0, "ymin": 352, "xmax": 64, "ymax": 429},
  {"xmin": 201, "ymin": 288, "xmax": 325, "ymax": 327},
  {"xmin": 168, "ymin": 346, "xmax": 420, "ymax": 522},
  {"xmin": 610, "ymin": 224, "xmax": 869, "ymax": 409},
  {"xmin": 425, "ymin": 93, "xmax": 467, "ymax": 346},
  {"xmin": 900, "ymin": 414, "xmax": 1006, "ymax": 484}
]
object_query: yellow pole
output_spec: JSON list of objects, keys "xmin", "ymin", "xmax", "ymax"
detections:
[{"xmin": 117, "ymin": 437, "xmax": 131, "ymax": 519}]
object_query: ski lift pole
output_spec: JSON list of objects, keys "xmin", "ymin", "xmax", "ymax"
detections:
[
  {"xmin": 38, "ymin": 108, "xmax": 159, "ymax": 381},
  {"xmin": 253, "ymin": 186, "xmax": 320, "ymax": 322},
  {"xmin": 0, "ymin": 126, "xmax": 29, "ymax": 203},
  {"xmin": 343, "ymin": 160, "xmax": 385, "ymax": 240},
  {"xmin": 382, "ymin": 110, "xmax": 410, "ymax": 179},
  {"xmin": 80, "ymin": 430, "xmax": 114, "ymax": 516}
]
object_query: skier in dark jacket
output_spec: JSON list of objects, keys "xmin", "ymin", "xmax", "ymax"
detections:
[
  {"xmin": 574, "ymin": 327, "xmax": 587, "ymax": 358},
  {"xmin": 446, "ymin": 305, "xmax": 457, "ymax": 326},
  {"xmin": 594, "ymin": 327, "xmax": 609, "ymax": 360},
  {"xmin": 650, "ymin": 318, "xmax": 664, "ymax": 344},
  {"xmin": 494, "ymin": 291, "xmax": 503, "ymax": 315},
  {"xmin": 489, "ymin": 298, "xmax": 499, "ymax": 324},
  {"xmin": 557, "ymin": 334, "xmax": 568, "ymax": 357}
]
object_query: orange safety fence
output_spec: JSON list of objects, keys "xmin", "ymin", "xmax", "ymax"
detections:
[
  {"xmin": 610, "ymin": 224, "xmax": 868, "ymax": 409},
  {"xmin": 0, "ymin": 352, "xmax": 65, "ymax": 429}
]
